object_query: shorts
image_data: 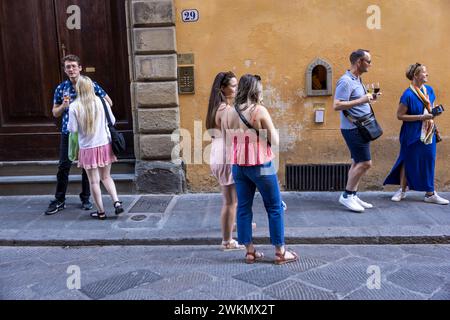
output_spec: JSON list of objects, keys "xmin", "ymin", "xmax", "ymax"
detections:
[{"xmin": 341, "ymin": 128, "xmax": 371, "ymax": 163}]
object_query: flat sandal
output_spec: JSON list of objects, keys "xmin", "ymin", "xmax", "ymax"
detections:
[
  {"xmin": 90, "ymin": 211, "xmax": 107, "ymax": 220},
  {"xmin": 245, "ymin": 251, "xmax": 264, "ymax": 264}
]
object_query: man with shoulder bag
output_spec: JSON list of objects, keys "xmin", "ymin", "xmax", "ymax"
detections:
[{"xmin": 333, "ymin": 49, "xmax": 382, "ymax": 213}]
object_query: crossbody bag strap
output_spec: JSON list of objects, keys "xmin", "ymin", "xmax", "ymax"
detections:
[
  {"xmin": 234, "ymin": 105, "xmax": 271, "ymax": 147},
  {"xmin": 235, "ymin": 105, "xmax": 254, "ymax": 130},
  {"xmin": 343, "ymin": 78, "xmax": 375, "ymax": 124},
  {"xmin": 99, "ymin": 97, "xmax": 113, "ymax": 127}
]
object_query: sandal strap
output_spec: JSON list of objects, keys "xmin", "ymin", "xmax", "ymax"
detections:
[
  {"xmin": 91, "ymin": 211, "xmax": 106, "ymax": 217},
  {"xmin": 246, "ymin": 251, "xmax": 263, "ymax": 259},
  {"xmin": 276, "ymin": 249, "xmax": 296, "ymax": 259}
]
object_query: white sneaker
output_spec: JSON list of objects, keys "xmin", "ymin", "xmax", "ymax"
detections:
[
  {"xmin": 424, "ymin": 193, "xmax": 449, "ymax": 205},
  {"xmin": 354, "ymin": 195, "xmax": 373, "ymax": 209},
  {"xmin": 282, "ymin": 201, "xmax": 287, "ymax": 211},
  {"xmin": 339, "ymin": 194, "xmax": 365, "ymax": 213},
  {"xmin": 391, "ymin": 189, "xmax": 406, "ymax": 202}
]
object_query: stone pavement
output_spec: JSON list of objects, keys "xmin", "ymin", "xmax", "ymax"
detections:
[
  {"xmin": 1, "ymin": 244, "xmax": 449, "ymax": 300},
  {"xmin": 0, "ymin": 192, "xmax": 450, "ymax": 245},
  {"xmin": 1, "ymin": 192, "xmax": 450, "ymax": 301}
]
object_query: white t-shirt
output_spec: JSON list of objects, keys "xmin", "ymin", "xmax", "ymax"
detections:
[{"xmin": 67, "ymin": 97, "xmax": 116, "ymax": 149}]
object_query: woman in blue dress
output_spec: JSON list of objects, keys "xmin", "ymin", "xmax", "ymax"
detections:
[{"xmin": 384, "ymin": 63, "xmax": 448, "ymax": 205}]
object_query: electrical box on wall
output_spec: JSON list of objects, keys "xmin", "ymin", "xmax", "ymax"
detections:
[
  {"xmin": 313, "ymin": 103, "xmax": 326, "ymax": 124},
  {"xmin": 178, "ymin": 53, "xmax": 195, "ymax": 94},
  {"xmin": 315, "ymin": 109, "xmax": 325, "ymax": 123}
]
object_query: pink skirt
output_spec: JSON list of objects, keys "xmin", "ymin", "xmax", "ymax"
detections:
[
  {"xmin": 77, "ymin": 143, "xmax": 117, "ymax": 170},
  {"xmin": 210, "ymin": 164, "xmax": 234, "ymax": 186},
  {"xmin": 210, "ymin": 137, "xmax": 234, "ymax": 186}
]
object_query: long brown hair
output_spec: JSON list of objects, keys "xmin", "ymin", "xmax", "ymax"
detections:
[
  {"xmin": 234, "ymin": 74, "xmax": 263, "ymax": 112},
  {"xmin": 206, "ymin": 71, "xmax": 236, "ymax": 130}
]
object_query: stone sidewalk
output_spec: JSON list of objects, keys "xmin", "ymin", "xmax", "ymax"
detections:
[
  {"xmin": 1, "ymin": 192, "xmax": 450, "ymax": 246},
  {"xmin": 1, "ymin": 245, "xmax": 449, "ymax": 300}
]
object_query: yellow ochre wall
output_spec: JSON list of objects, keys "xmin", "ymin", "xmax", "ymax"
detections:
[{"xmin": 174, "ymin": 0, "xmax": 450, "ymax": 192}]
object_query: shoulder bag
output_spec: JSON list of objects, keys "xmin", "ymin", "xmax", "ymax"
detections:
[
  {"xmin": 343, "ymin": 79, "xmax": 383, "ymax": 142},
  {"xmin": 100, "ymin": 97, "xmax": 126, "ymax": 156}
]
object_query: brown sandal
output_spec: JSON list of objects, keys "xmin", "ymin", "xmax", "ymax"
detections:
[
  {"xmin": 274, "ymin": 249, "xmax": 298, "ymax": 265},
  {"xmin": 245, "ymin": 251, "xmax": 264, "ymax": 264}
]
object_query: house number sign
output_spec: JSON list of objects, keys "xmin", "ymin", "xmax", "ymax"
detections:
[{"xmin": 182, "ymin": 9, "xmax": 199, "ymax": 22}]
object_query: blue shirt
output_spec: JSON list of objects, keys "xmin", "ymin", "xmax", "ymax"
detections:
[
  {"xmin": 399, "ymin": 85, "xmax": 435, "ymax": 146},
  {"xmin": 334, "ymin": 70, "xmax": 372, "ymax": 130},
  {"xmin": 53, "ymin": 80, "xmax": 107, "ymax": 134}
]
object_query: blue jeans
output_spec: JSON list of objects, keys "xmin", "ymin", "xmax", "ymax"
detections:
[{"xmin": 232, "ymin": 162, "xmax": 284, "ymax": 246}]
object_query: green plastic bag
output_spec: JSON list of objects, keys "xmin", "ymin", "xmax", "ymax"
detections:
[{"xmin": 68, "ymin": 132, "xmax": 79, "ymax": 161}]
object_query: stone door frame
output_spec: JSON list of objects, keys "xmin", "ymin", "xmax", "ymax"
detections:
[{"xmin": 126, "ymin": 0, "xmax": 185, "ymax": 193}]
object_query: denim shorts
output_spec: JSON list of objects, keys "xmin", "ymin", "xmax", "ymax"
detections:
[{"xmin": 341, "ymin": 128, "xmax": 371, "ymax": 163}]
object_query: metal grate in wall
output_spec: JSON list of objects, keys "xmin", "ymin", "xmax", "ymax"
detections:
[{"xmin": 285, "ymin": 164, "xmax": 351, "ymax": 191}]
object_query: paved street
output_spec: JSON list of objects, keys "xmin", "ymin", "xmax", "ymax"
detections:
[
  {"xmin": 1, "ymin": 192, "xmax": 450, "ymax": 301},
  {"xmin": 1, "ymin": 244, "xmax": 450, "ymax": 300},
  {"xmin": 1, "ymin": 192, "xmax": 450, "ymax": 245}
]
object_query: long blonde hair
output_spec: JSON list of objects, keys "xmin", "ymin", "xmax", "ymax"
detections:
[{"xmin": 74, "ymin": 76, "xmax": 99, "ymax": 135}]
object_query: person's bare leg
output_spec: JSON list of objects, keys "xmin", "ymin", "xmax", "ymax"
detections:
[
  {"xmin": 400, "ymin": 164, "xmax": 408, "ymax": 192},
  {"xmin": 85, "ymin": 168, "xmax": 104, "ymax": 213},
  {"xmin": 98, "ymin": 164, "xmax": 119, "ymax": 204},
  {"xmin": 346, "ymin": 160, "xmax": 372, "ymax": 191},
  {"xmin": 221, "ymin": 184, "xmax": 237, "ymax": 243}
]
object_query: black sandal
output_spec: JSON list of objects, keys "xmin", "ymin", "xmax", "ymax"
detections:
[
  {"xmin": 114, "ymin": 201, "xmax": 124, "ymax": 215},
  {"xmin": 90, "ymin": 211, "xmax": 107, "ymax": 220}
]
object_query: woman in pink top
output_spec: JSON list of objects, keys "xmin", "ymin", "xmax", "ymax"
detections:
[
  {"xmin": 206, "ymin": 71, "xmax": 245, "ymax": 250},
  {"xmin": 68, "ymin": 76, "xmax": 123, "ymax": 220},
  {"xmin": 223, "ymin": 74, "xmax": 298, "ymax": 265}
]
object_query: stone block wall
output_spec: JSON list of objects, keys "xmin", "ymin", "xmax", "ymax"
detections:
[{"xmin": 127, "ymin": 0, "xmax": 185, "ymax": 193}]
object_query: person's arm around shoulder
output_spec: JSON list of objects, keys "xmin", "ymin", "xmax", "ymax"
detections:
[
  {"xmin": 258, "ymin": 105, "xmax": 279, "ymax": 147},
  {"xmin": 104, "ymin": 95, "xmax": 113, "ymax": 107},
  {"xmin": 93, "ymin": 81, "xmax": 113, "ymax": 107}
]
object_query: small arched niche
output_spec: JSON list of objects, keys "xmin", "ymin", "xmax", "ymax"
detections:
[{"xmin": 306, "ymin": 58, "xmax": 332, "ymax": 96}]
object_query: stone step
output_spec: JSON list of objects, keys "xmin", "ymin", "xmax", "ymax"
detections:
[
  {"xmin": 0, "ymin": 160, "xmax": 135, "ymax": 176},
  {"xmin": 0, "ymin": 160, "xmax": 136, "ymax": 195},
  {"xmin": 0, "ymin": 174, "xmax": 135, "ymax": 195}
]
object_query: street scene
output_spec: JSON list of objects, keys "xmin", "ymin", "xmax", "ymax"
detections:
[
  {"xmin": 1, "ymin": 193, "xmax": 450, "ymax": 300},
  {"xmin": 1, "ymin": 0, "xmax": 450, "ymax": 304}
]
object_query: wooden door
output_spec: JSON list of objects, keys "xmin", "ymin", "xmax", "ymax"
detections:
[
  {"xmin": 0, "ymin": 0, "xmax": 133, "ymax": 160},
  {"xmin": 0, "ymin": 0, "xmax": 61, "ymax": 160}
]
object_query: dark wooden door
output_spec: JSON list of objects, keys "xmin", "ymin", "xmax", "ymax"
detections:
[{"xmin": 0, "ymin": 0, "xmax": 133, "ymax": 160}]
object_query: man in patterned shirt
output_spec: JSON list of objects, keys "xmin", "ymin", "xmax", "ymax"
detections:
[{"xmin": 45, "ymin": 54, "xmax": 113, "ymax": 215}]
